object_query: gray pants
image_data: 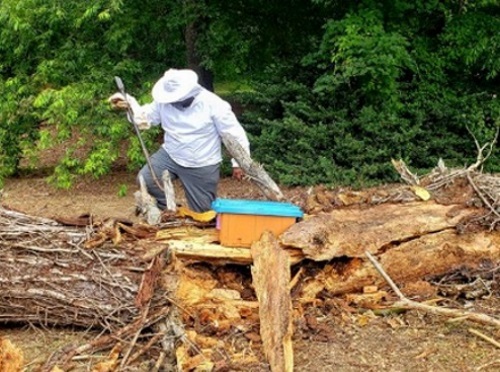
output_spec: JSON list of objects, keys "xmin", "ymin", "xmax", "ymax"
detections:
[{"xmin": 138, "ymin": 147, "xmax": 219, "ymax": 212}]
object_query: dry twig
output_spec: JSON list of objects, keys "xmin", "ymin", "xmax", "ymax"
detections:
[
  {"xmin": 468, "ymin": 328, "xmax": 500, "ymax": 349},
  {"xmin": 466, "ymin": 126, "xmax": 499, "ymax": 172}
]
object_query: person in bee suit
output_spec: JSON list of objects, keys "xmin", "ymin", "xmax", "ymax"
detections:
[{"xmin": 109, "ymin": 68, "xmax": 250, "ymax": 213}]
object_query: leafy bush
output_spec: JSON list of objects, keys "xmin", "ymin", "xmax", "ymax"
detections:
[
  {"xmin": 240, "ymin": 0, "xmax": 500, "ymax": 186},
  {"xmin": 0, "ymin": 0, "xmax": 179, "ymax": 187}
]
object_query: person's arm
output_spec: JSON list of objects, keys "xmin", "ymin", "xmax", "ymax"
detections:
[
  {"xmin": 212, "ymin": 98, "xmax": 250, "ymax": 179},
  {"xmin": 108, "ymin": 93, "xmax": 161, "ymax": 129}
]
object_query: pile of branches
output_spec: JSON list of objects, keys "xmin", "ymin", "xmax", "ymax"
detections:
[
  {"xmin": 393, "ymin": 128, "xmax": 500, "ymax": 231},
  {"xmin": 0, "ymin": 207, "xmax": 176, "ymax": 370}
]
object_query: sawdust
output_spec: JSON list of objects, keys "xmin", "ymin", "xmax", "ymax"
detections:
[{"xmin": 1, "ymin": 170, "xmax": 499, "ymax": 371}]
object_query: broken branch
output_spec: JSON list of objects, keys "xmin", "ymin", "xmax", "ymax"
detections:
[{"xmin": 468, "ymin": 328, "xmax": 500, "ymax": 349}]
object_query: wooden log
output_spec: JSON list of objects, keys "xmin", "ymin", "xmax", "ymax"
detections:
[
  {"xmin": 280, "ymin": 201, "xmax": 482, "ymax": 261},
  {"xmin": 221, "ymin": 133, "xmax": 284, "ymax": 201},
  {"xmin": 251, "ymin": 231, "xmax": 293, "ymax": 372},
  {"xmin": 298, "ymin": 230, "xmax": 500, "ymax": 298}
]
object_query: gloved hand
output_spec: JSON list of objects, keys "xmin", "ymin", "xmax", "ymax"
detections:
[
  {"xmin": 108, "ymin": 93, "xmax": 151, "ymax": 130},
  {"xmin": 108, "ymin": 92, "xmax": 130, "ymax": 110},
  {"xmin": 232, "ymin": 167, "xmax": 244, "ymax": 181}
]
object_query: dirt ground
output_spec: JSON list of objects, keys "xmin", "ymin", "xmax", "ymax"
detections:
[{"xmin": 1, "ymin": 169, "xmax": 499, "ymax": 371}]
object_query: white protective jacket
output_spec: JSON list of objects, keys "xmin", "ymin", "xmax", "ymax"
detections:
[{"xmin": 128, "ymin": 88, "xmax": 250, "ymax": 168}]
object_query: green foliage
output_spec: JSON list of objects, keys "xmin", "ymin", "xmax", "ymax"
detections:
[
  {"xmin": 241, "ymin": 0, "xmax": 500, "ymax": 186},
  {"xmin": 316, "ymin": 7, "xmax": 412, "ymax": 108},
  {"xmin": 0, "ymin": 0, "xmax": 180, "ymax": 187},
  {"xmin": 0, "ymin": 0, "xmax": 499, "ymax": 189},
  {"xmin": 117, "ymin": 184, "xmax": 128, "ymax": 197}
]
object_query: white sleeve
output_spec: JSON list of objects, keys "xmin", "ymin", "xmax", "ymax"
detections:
[
  {"xmin": 212, "ymin": 99, "xmax": 250, "ymax": 167},
  {"xmin": 126, "ymin": 96, "xmax": 161, "ymax": 129}
]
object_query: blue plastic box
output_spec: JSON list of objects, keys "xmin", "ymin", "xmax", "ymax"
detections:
[{"xmin": 211, "ymin": 198, "xmax": 303, "ymax": 247}]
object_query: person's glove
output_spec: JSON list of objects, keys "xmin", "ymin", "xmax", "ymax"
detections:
[
  {"xmin": 108, "ymin": 92, "xmax": 130, "ymax": 110},
  {"xmin": 108, "ymin": 93, "xmax": 151, "ymax": 130},
  {"xmin": 232, "ymin": 167, "xmax": 244, "ymax": 181}
]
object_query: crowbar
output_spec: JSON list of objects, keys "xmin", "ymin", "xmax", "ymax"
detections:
[{"xmin": 113, "ymin": 76, "xmax": 164, "ymax": 191}]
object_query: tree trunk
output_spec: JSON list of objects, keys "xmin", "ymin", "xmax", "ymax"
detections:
[
  {"xmin": 185, "ymin": 16, "xmax": 214, "ymax": 91},
  {"xmin": 280, "ymin": 201, "xmax": 482, "ymax": 261}
]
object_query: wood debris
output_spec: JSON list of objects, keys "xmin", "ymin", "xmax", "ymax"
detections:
[
  {"xmin": 0, "ymin": 207, "xmax": 170, "ymax": 330},
  {"xmin": 0, "ymin": 206, "xmax": 175, "ymax": 371},
  {"xmin": 1, "ymin": 159, "xmax": 500, "ymax": 370},
  {"xmin": 0, "ymin": 338, "xmax": 24, "ymax": 372}
]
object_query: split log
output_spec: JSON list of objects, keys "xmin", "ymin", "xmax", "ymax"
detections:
[
  {"xmin": 168, "ymin": 241, "xmax": 252, "ymax": 265},
  {"xmin": 280, "ymin": 201, "xmax": 482, "ymax": 261},
  {"xmin": 222, "ymin": 133, "xmax": 284, "ymax": 201},
  {"xmin": 251, "ymin": 232, "xmax": 293, "ymax": 372},
  {"xmin": 155, "ymin": 226, "xmax": 219, "ymax": 243}
]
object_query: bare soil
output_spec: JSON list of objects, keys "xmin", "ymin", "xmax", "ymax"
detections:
[{"xmin": 1, "ymin": 169, "xmax": 499, "ymax": 371}]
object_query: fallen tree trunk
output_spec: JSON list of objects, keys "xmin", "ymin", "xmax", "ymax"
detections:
[
  {"xmin": 280, "ymin": 201, "xmax": 483, "ymax": 261},
  {"xmin": 297, "ymin": 229, "xmax": 500, "ymax": 299}
]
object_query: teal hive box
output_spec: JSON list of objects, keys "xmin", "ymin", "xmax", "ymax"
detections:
[{"xmin": 211, "ymin": 198, "xmax": 303, "ymax": 247}]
